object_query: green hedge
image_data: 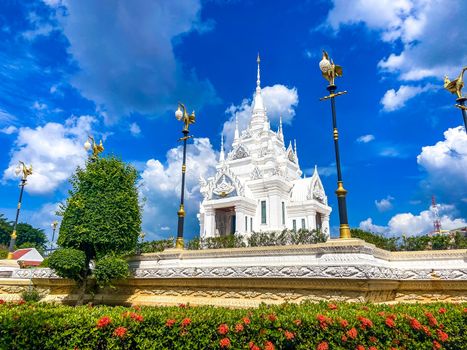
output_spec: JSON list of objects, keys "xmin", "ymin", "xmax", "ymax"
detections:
[{"xmin": 0, "ymin": 301, "xmax": 465, "ymax": 349}]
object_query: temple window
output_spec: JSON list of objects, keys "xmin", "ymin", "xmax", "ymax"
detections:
[{"xmin": 261, "ymin": 200, "xmax": 267, "ymax": 224}]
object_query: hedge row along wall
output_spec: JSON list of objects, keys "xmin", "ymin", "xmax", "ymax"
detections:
[{"xmin": 0, "ymin": 301, "xmax": 466, "ymax": 349}]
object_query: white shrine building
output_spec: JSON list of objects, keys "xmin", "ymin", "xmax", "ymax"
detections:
[{"xmin": 198, "ymin": 56, "xmax": 331, "ymax": 239}]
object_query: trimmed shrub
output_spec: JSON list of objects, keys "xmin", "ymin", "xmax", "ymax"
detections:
[
  {"xmin": 94, "ymin": 256, "xmax": 129, "ymax": 288},
  {"xmin": 48, "ymin": 248, "xmax": 86, "ymax": 281},
  {"xmin": 21, "ymin": 287, "xmax": 41, "ymax": 303},
  {"xmin": 0, "ymin": 301, "xmax": 465, "ymax": 349}
]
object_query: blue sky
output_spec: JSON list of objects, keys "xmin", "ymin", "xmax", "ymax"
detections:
[{"xmin": 0, "ymin": 0, "xmax": 466, "ymax": 242}]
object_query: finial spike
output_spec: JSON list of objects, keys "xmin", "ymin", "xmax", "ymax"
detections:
[
  {"xmin": 219, "ymin": 133, "xmax": 225, "ymax": 161},
  {"xmin": 256, "ymin": 52, "xmax": 261, "ymax": 90}
]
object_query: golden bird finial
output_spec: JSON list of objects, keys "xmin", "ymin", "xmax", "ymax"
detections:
[
  {"xmin": 444, "ymin": 67, "xmax": 467, "ymax": 99},
  {"xmin": 319, "ymin": 50, "xmax": 343, "ymax": 86}
]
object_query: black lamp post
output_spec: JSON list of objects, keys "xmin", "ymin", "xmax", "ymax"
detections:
[
  {"xmin": 175, "ymin": 103, "xmax": 195, "ymax": 249},
  {"xmin": 7, "ymin": 161, "xmax": 32, "ymax": 259},
  {"xmin": 319, "ymin": 50, "xmax": 351, "ymax": 239}
]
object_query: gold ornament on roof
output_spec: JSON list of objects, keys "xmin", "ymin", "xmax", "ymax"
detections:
[
  {"xmin": 319, "ymin": 50, "xmax": 343, "ymax": 86},
  {"xmin": 444, "ymin": 67, "xmax": 467, "ymax": 99}
]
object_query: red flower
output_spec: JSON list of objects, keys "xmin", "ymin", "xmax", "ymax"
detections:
[
  {"xmin": 409, "ymin": 318, "xmax": 422, "ymax": 330},
  {"xmin": 235, "ymin": 323, "xmax": 244, "ymax": 332},
  {"xmin": 433, "ymin": 340, "xmax": 441, "ymax": 350},
  {"xmin": 377, "ymin": 311, "xmax": 385, "ymax": 317},
  {"xmin": 437, "ymin": 329, "xmax": 449, "ymax": 342},
  {"xmin": 369, "ymin": 336, "xmax": 377, "ymax": 343},
  {"xmin": 243, "ymin": 317, "xmax": 251, "ymax": 325},
  {"xmin": 181, "ymin": 318, "xmax": 191, "ymax": 327},
  {"xmin": 317, "ymin": 341, "xmax": 329, "ymax": 350},
  {"xmin": 264, "ymin": 341, "xmax": 275, "ymax": 350},
  {"xmin": 17, "ymin": 299, "xmax": 26, "ymax": 305},
  {"xmin": 385, "ymin": 317, "xmax": 395, "ymax": 328},
  {"xmin": 347, "ymin": 327, "xmax": 358, "ymax": 339},
  {"xmin": 361, "ymin": 306, "xmax": 369, "ymax": 311},
  {"xmin": 130, "ymin": 313, "xmax": 144, "ymax": 322},
  {"xmin": 113, "ymin": 326, "xmax": 127, "ymax": 338},
  {"xmin": 133, "ymin": 305, "xmax": 141, "ymax": 311},
  {"xmin": 463, "ymin": 307, "xmax": 467, "ymax": 313},
  {"xmin": 248, "ymin": 341, "xmax": 260, "ymax": 350},
  {"xmin": 328, "ymin": 303, "xmax": 338, "ymax": 310},
  {"xmin": 317, "ymin": 314, "xmax": 331, "ymax": 329},
  {"xmin": 369, "ymin": 347, "xmax": 377, "ymax": 350},
  {"xmin": 218, "ymin": 323, "xmax": 229, "ymax": 335},
  {"xmin": 165, "ymin": 319, "xmax": 176, "ymax": 327},
  {"xmin": 340, "ymin": 319, "xmax": 349, "ymax": 328},
  {"xmin": 96, "ymin": 316, "xmax": 111, "ymax": 328},
  {"xmin": 438, "ymin": 308, "xmax": 447, "ymax": 314},
  {"xmin": 0, "ymin": 299, "xmax": 4, "ymax": 305},
  {"xmin": 293, "ymin": 319, "xmax": 302, "ymax": 326},
  {"xmin": 341, "ymin": 335, "xmax": 348, "ymax": 342},
  {"xmin": 268, "ymin": 314, "xmax": 277, "ymax": 322},
  {"xmin": 358, "ymin": 316, "xmax": 373, "ymax": 329},
  {"xmin": 356, "ymin": 345, "xmax": 365, "ymax": 350},
  {"xmin": 219, "ymin": 338, "xmax": 230, "ymax": 348},
  {"xmin": 179, "ymin": 303, "xmax": 187, "ymax": 308},
  {"xmin": 422, "ymin": 326, "xmax": 431, "ymax": 336},
  {"xmin": 284, "ymin": 330, "xmax": 294, "ymax": 340}
]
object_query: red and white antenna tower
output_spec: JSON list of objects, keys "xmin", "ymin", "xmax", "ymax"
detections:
[{"xmin": 431, "ymin": 196, "xmax": 442, "ymax": 234}]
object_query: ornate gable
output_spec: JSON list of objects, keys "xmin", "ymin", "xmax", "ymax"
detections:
[
  {"xmin": 229, "ymin": 144, "xmax": 250, "ymax": 160},
  {"xmin": 200, "ymin": 166, "xmax": 244, "ymax": 200}
]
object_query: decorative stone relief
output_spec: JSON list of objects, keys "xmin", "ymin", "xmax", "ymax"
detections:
[
  {"xmin": 250, "ymin": 167, "xmax": 263, "ymax": 180},
  {"xmin": 212, "ymin": 175, "xmax": 236, "ymax": 198},
  {"xmin": 231, "ymin": 145, "xmax": 249, "ymax": 160}
]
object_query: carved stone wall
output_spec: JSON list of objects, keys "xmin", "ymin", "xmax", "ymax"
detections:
[{"xmin": 1, "ymin": 239, "xmax": 467, "ymax": 306}]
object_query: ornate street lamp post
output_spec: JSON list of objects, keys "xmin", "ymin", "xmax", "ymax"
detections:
[
  {"xmin": 318, "ymin": 50, "xmax": 351, "ymax": 239},
  {"xmin": 443, "ymin": 67, "xmax": 467, "ymax": 133},
  {"xmin": 49, "ymin": 220, "xmax": 59, "ymax": 254},
  {"xmin": 84, "ymin": 135, "xmax": 105, "ymax": 160},
  {"xmin": 7, "ymin": 161, "xmax": 33, "ymax": 259},
  {"xmin": 174, "ymin": 103, "xmax": 195, "ymax": 249}
]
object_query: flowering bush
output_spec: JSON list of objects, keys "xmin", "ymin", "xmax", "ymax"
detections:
[{"xmin": 0, "ymin": 301, "xmax": 466, "ymax": 349}]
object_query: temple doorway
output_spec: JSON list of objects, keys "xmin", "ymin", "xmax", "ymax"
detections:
[{"xmin": 215, "ymin": 207, "xmax": 236, "ymax": 236}]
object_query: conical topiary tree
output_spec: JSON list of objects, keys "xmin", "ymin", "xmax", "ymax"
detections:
[{"xmin": 49, "ymin": 155, "xmax": 141, "ymax": 304}]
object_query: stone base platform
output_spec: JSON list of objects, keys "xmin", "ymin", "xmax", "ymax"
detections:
[{"xmin": 1, "ymin": 239, "xmax": 466, "ymax": 306}]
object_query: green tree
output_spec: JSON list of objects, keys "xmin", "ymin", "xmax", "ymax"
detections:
[
  {"xmin": 350, "ymin": 228, "xmax": 399, "ymax": 251},
  {"xmin": 50, "ymin": 156, "xmax": 141, "ymax": 304},
  {"xmin": 0, "ymin": 215, "xmax": 47, "ymax": 251},
  {"xmin": 0, "ymin": 214, "xmax": 12, "ymax": 246},
  {"xmin": 15, "ymin": 223, "xmax": 47, "ymax": 249}
]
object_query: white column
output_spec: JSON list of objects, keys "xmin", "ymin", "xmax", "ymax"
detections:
[
  {"xmin": 322, "ymin": 214, "xmax": 330, "ymax": 240},
  {"xmin": 307, "ymin": 210, "xmax": 317, "ymax": 230},
  {"xmin": 203, "ymin": 208, "xmax": 215, "ymax": 239},
  {"xmin": 235, "ymin": 207, "xmax": 244, "ymax": 235}
]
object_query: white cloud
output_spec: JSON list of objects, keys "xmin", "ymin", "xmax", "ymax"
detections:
[
  {"xmin": 375, "ymin": 196, "xmax": 394, "ymax": 212},
  {"xmin": 222, "ymin": 84, "xmax": 298, "ymax": 149},
  {"xmin": 0, "ymin": 109, "xmax": 16, "ymax": 124},
  {"xmin": 380, "ymin": 84, "xmax": 434, "ymax": 112},
  {"xmin": 356, "ymin": 134, "xmax": 375, "ymax": 143},
  {"xmin": 358, "ymin": 218, "xmax": 387, "ymax": 234},
  {"xmin": 0, "ymin": 126, "xmax": 18, "ymax": 135},
  {"xmin": 2, "ymin": 116, "xmax": 95, "ymax": 194},
  {"xmin": 129, "ymin": 122, "xmax": 141, "ymax": 137},
  {"xmin": 139, "ymin": 137, "xmax": 218, "ymax": 239},
  {"xmin": 50, "ymin": 0, "xmax": 217, "ymax": 122},
  {"xmin": 33, "ymin": 101, "xmax": 48, "ymax": 111},
  {"xmin": 417, "ymin": 126, "xmax": 467, "ymax": 205},
  {"xmin": 360, "ymin": 203, "xmax": 467, "ymax": 236},
  {"xmin": 379, "ymin": 147, "xmax": 401, "ymax": 158},
  {"xmin": 325, "ymin": 0, "xmax": 467, "ymax": 98}
]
